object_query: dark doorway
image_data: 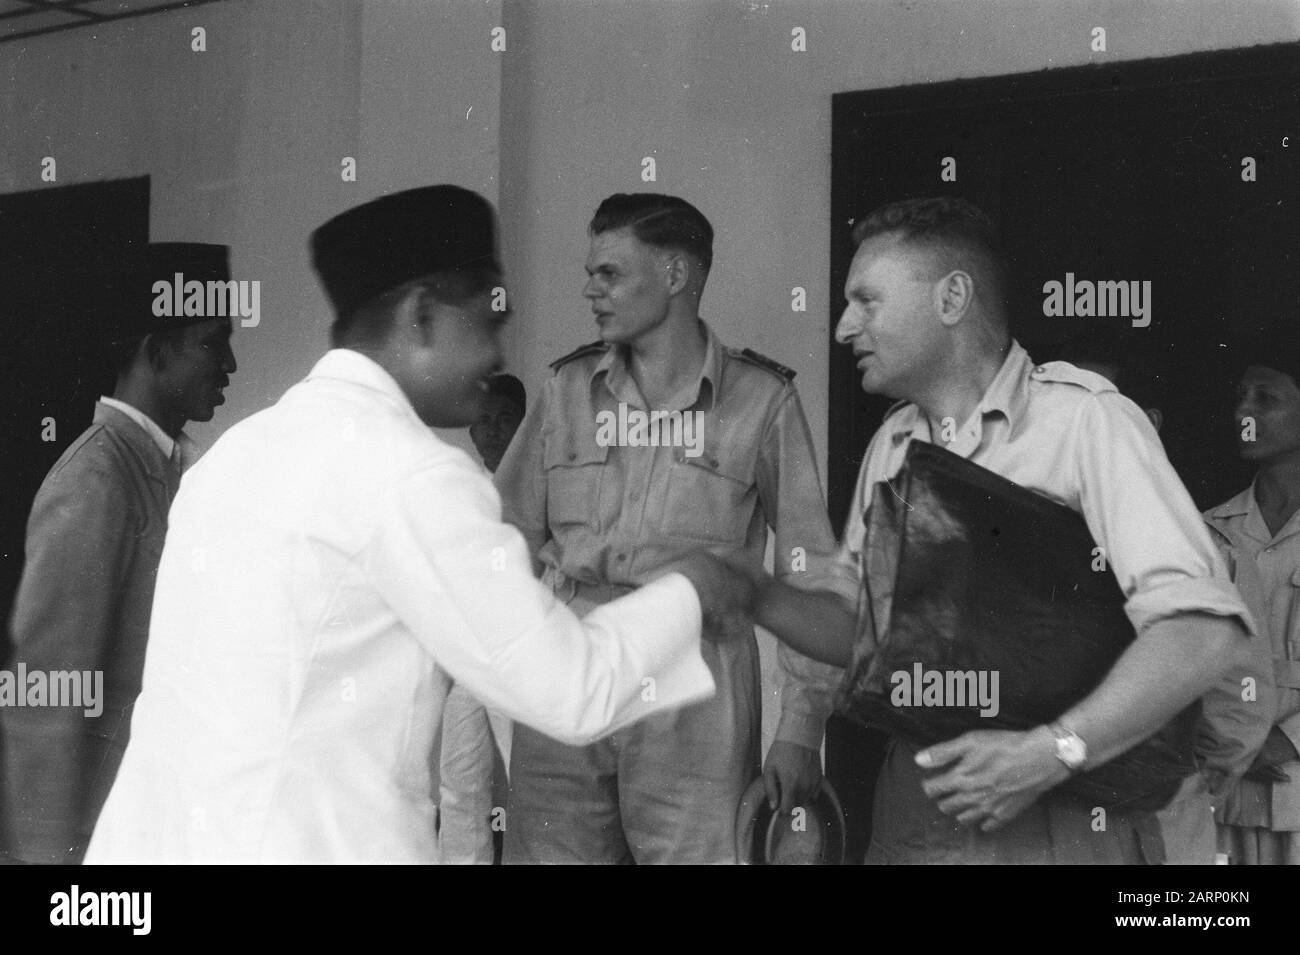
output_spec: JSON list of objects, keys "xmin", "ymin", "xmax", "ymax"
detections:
[
  {"xmin": 0, "ymin": 177, "xmax": 151, "ymax": 658},
  {"xmin": 825, "ymin": 43, "xmax": 1300, "ymax": 861},
  {"xmin": 829, "ymin": 42, "xmax": 1300, "ymax": 526}
]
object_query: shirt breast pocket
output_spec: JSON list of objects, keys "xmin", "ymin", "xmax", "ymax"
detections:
[
  {"xmin": 659, "ymin": 444, "xmax": 756, "ymax": 545},
  {"xmin": 543, "ymin": 438, "xmax": 608, "ymax": 532}
]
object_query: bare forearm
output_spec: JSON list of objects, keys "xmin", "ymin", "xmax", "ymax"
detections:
[
  {"xmin": 1061, "ymin": 612, "xmax": 1242, "ymax": 769},
  {"xmin": 754, "ymin": 578, "xmax": 856, "ymax": 668}
]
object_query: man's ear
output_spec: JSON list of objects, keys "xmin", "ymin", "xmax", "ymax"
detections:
[
  {"xmin": 934, "ymin": 270, "xmax": 974, "ymax": 327},
  {"xmin": 144, "ymin": 331, "xmax": 171, "ymax": 371},
  {"xmin": 663, "ymin": 252, "xmax": 690, "ymax": 296},
  {"xmin": 1145, "ymin": 408, "xmax": 1164, "ymax": 434},
  {"xmin": 405, "ymin": 284, "xmax": 439, "ymax": 345}
]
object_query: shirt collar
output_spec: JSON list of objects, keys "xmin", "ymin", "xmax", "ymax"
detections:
[
  {"xmin": 1206, "ymin": 484, "xmax": 1255, "ymax": 521},
  {"xmin": 306, "ymin": 348, "xmax": 421, "ymax": 419},
  {"xmin": 1207, "ymin": 478, "xmax": 1300, "ymax": 544},
  {"xmin": 591, "ymin": 319, "xmax": 722, "ymax": 411},
  {"xmin": 981, "ymin": 339, "xmax": 1032, "ymax": 433},
  {"xmin": 99, "ymin": 396, "xmax": 177, "ymax": 460},
  {"xmin": 888, "ymin": 339, "xmax": 1030, "ymax": 445}
]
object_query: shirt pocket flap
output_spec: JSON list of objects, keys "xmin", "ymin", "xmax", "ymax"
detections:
[
  {"xmin": 659, "ymin": 439, "xmax": 758, "ymax": 543},
  {"xmin": 542, "ymin": 432, "xmax": 608, "ymax": 528}
]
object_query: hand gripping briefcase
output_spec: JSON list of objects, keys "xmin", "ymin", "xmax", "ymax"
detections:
[{"xmin": 835, "ymin": 440, "xmax": 1197, "ymax": 813}]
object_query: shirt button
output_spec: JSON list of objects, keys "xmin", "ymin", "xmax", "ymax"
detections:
[
  {"xmin": 567, "ymin": 451, "xmax": 577, "ymax": 461},
  {"xmin": 630, "ymin": 491, "xmax": 640, "ymax": 502},
  {"xmin": 616, "ymin": 553, "xmax": 628, "ymax": 562},
  {"xmin": 708, "ymin": 457, "xmax": 720, "ymax": 469}
]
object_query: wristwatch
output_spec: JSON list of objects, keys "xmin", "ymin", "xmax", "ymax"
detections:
[{"xmin": 1048, "ymin": 721, "xmax": 1087, "ymax": 773}]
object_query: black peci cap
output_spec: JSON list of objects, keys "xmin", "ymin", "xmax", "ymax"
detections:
[
  {"xmin": 109, "ymin": 242, "xmax": 232, "ymax": 346},
  {"xmin": 310, "ymin": 185, "xmax": 501, "ymax": 318}
]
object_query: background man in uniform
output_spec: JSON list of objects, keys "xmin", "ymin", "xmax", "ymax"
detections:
[
  {"xmin": 2, "ymin": 242, "xmax": 237, "ymax": 864},
  {"xmin": 85, "ymin": 185, "xmax": 751, "ymax": 863},
  {"xmin": 496, "ymin": 193, "xmax": 848, "ymax": 864},
  {"xmin": 1206, "ymin": 338, "xmax": 1300, "ymax": 864},
  {"xmin": 1054, "ymin": 332, "xmax": 1276, "ymax": 864},
  {"xmin": 438, "ymin": 373, "xmax": 525, "ymax": 863},
  {"xmin": 740, "ymin": 196, "xmax": 1255, "ymax": 863}
]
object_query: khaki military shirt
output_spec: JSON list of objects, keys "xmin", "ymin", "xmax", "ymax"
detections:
[
  {"xmin": 495, "ymin": 321, "xmax": 853, "ymax": 749},
  {"xmin": 838, "ymin": 339, "xmax": 1256, "ymax": 864},
  {"xmin": 1205, "ymin": 484, "xmax": 1300, "ymax": 830}
]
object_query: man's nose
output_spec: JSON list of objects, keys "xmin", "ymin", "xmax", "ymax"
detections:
[
  {"xmin": 583, "ymin": 277, "xmax": 602, "ymax": 299},
  {"xmin": 222, "ymin": 343, "xmax": 238, "ymax": 375},
  {"xmin": 834, "ymin": 307, "xmax": 861, "ymax": 345}
]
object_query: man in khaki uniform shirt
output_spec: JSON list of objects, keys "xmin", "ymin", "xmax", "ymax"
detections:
[
  {"xmin": 1205, "ymin": 344, "xmax": 1300, "ymax": 864},
  {"xmin": 740, "ymin": 197, "xmax": 1256, "ymax": 863},
  {"xmin": 1055, "ymin": 336, "xmax": 1275, "ymax": 864},
  {"xmin": 497, "ymin": 194, "xmax": 847, "ymax": 863}
]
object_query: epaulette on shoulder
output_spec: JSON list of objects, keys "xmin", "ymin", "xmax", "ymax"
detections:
[
  {"xmin": 549, "ymin": 340, "xmax": 608, "ymax": 371},
  {"xmin": 734, "ymin": 347, "xmax": 796, "ymax": 382},
  {"xmin": 1030, "ymin": 360, "xmax": 1117, "ymax": 394}
]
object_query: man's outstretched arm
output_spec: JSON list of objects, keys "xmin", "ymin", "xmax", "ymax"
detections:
[{"xmin": 749, "ymin": 570, "xmax": 858, "ymax": 669}]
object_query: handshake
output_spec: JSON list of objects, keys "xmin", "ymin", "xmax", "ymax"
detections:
[{"xmin": 665, "ymin": 551, "xmax": 769, "ymax": 642}]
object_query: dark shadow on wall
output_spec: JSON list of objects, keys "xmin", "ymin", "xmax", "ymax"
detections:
[{"xmin": 0, "ymin": 177, "xmax": 150, "ymax": 664}]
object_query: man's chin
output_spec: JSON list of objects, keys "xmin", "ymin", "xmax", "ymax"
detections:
[
  {"xmin": 595, "ymin": 320, "xmax": 630, "ymax": 345},
  {"xmin": 859, "ymin": 371, "xmax": 890, "ymax": 397}
]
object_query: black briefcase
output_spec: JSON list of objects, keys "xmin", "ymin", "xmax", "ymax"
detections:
[{"xmin": 835, "ymin": 440, "xmax": 1197, "ymax": 813}]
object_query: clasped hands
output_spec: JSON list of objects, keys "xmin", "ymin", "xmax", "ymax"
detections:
[{"xmin": 666, "ymin": 550, "xmax": 767, "ymax": 641}]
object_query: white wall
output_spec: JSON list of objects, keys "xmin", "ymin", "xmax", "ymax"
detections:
[
  {"xmin": 6, "ymin": 0, "xmax": 1294, "ymax": 456},
  {"xmin": 497, "ymin": 0, "xmax": 1300, "ymax": 476},
  {"xmin": 1, "ymin": 0, "xmax": 503, "ymax": 456}
]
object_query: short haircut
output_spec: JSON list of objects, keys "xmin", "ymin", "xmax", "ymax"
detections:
[
  {"xmin": 330, "ymin": 265, "xmax": 500, "ymax": 348},
  {"xmin": 485, "ymin": 373, "xmax": 526, "ymax": 413},
  {"xmin": 852, "ymin": 197, "xmax": 1007, "ymax": 312},
  {"xmin": 589, "ymin": 193, "xmax": 714, "ymax": 275}
]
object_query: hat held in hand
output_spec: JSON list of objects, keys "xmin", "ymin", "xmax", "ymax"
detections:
[{"xmin": 735, "ymin": 776, "xmax": 847, "ymax": 865}]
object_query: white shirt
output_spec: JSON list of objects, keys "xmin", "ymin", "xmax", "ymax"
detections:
[{"xmin": 86, "ymin": 349, "xmax": 714, "ymax": 863}]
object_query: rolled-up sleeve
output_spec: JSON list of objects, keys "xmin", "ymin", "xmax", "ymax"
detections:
[
  {"xmin": 1071, "ymin": 392, "xmax": 1256, "ymax": 638},
  {"xmin": 371, "ymin": 455, "xmax": 715, "ymax": 746}
]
